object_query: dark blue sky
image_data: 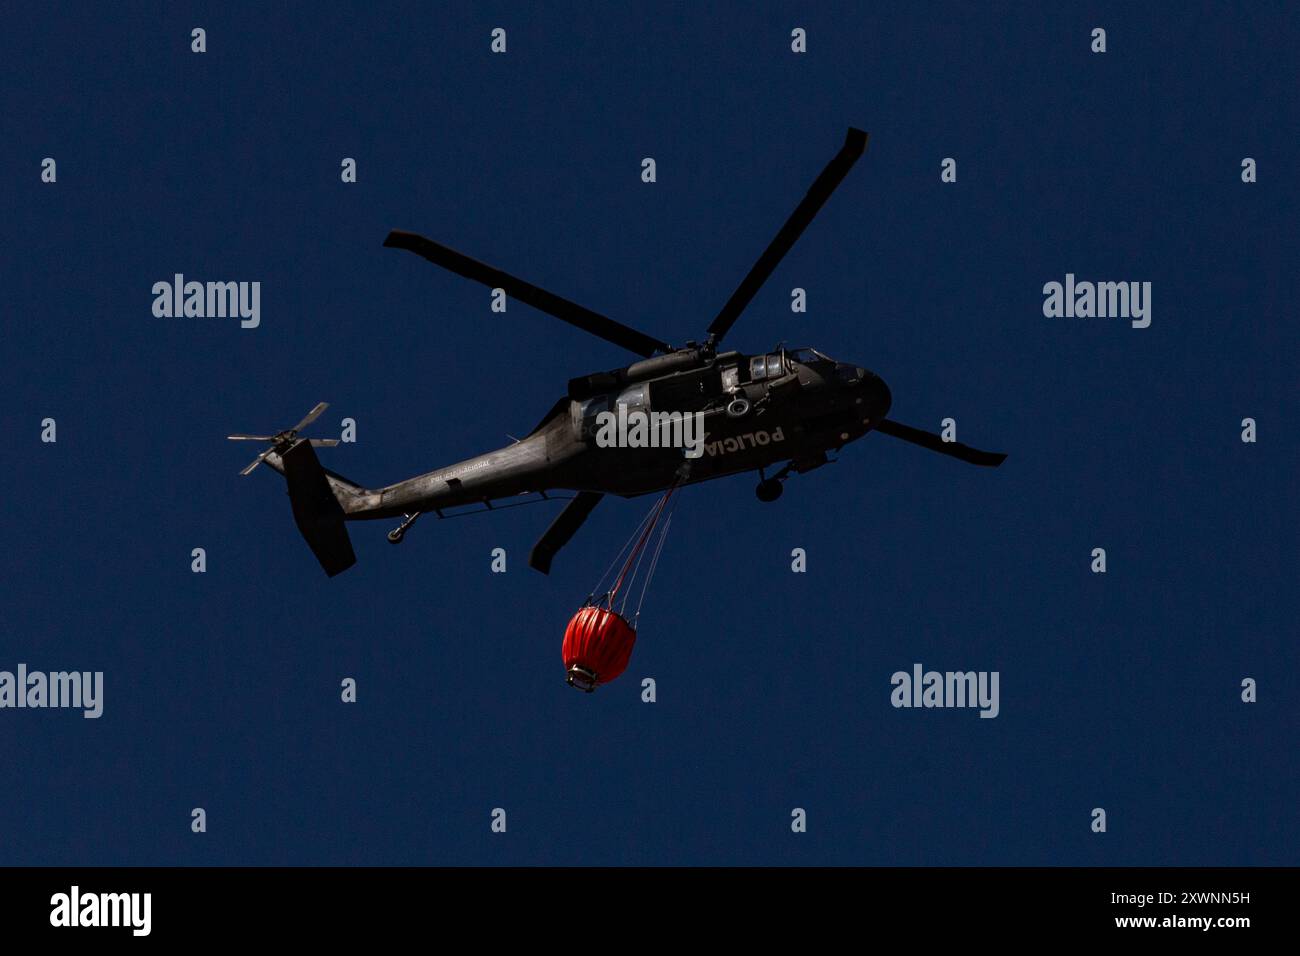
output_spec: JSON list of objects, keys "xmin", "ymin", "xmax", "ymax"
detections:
[{"xmin": 4, "ymin": 3, "xmax": 1295, "ymax": 865}]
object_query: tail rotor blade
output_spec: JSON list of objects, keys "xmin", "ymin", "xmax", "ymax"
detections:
[
  {"xmin": 240, "ymin": 448, "xmax": 275, "ymax": 476},
  {"xmin": 292, "ymin": 402, "xmax": 329, "ymax": 433}
]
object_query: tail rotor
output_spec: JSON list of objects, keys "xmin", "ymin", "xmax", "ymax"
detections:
[{"xmin": 227, "ymin": 401, "xmax": 339, "ymax": 475}]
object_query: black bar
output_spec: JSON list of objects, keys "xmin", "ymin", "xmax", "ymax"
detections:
[{"xmin": 0, "ymin": 867, "xmax": 1283, "ymax": 942}]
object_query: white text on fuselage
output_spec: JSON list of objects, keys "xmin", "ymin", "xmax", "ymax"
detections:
[
  {"xmin": 702, "ymin": 427, "xmax": 785, "ymax": 458},
  {"xmin": 442, "ymin": 459, "xmax": 494, "ymax": 482}
]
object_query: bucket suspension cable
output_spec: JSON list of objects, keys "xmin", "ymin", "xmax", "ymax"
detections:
[
  {"xmin": 605, "ymin": 481, "xmax": 680, "ymax": 615},
  {"xmin": 614, "ymin": 507, "xmax": 658, "ymax": 617},
  {"xmin": 633, "ymin": 506, "xmax": 675, "ymax": 627},
  {"xmin": 564, "ymin": 481, "xmax": 681, "ymax": 693},
  {"xmin": 588, "ymin": 500, "xmax": 658, "ymax": 604}
]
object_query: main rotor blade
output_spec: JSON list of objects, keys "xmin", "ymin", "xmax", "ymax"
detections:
[
  {"xmin": 874, "ymin": 419, "xmax": 1007, "ymax": 467},
  {"xmin": 384, "ymin": 230, "xmax": 670, "ymax": 358},
  {"xmin": 292, "ymin": 402, "xmax": 329, "ymax": 433},
  {"xmin": 529, "ymin": 491, "xmax": 605, "ymax": 574},
  {"xmin": 227, "ymin": 434, "xmax": 274, "ymax": 441},
  {"xmin": 706, "ymin": 128, "xmax": 868, "ymax": 346}
]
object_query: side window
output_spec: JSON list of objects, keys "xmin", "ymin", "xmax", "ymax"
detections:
[
  {"xmin": 579, "ymin": 394, "xmax": 611, "ymax": 438},
  {"xmin": 767, "ymin": 354, "xmax": 783, "ymax": 378},
  {"xmin": 616, "ymin": 382, "xmax": 650, "ymax": 412},
  {"xmin": 721, "ymin": 366, "xmax": 739, "ymax": 391},
  {"xmin": 749, "ymin": 356, "xmax": 768, "ymax": 381}
]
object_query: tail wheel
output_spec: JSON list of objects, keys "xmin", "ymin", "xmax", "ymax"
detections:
[
  {"xmin": 756, "ymin": 478, "xmax": 783, "ymax": 502},
  {"xmin": 387, "ymin": 512, "xmax": 422, "ymax": 544}
]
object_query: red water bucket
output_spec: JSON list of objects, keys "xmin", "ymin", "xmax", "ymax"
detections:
[{"xmin": 562, "ymin": 605, "xmax": 637, "ymax": 692}]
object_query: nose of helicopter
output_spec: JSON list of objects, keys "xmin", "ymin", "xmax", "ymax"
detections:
[
  {"xmin": 833, "ymin": 362, "xmax": 892, "ymax": 424},
  {"xmin": 857, "ymin": 367, "xmax": 892, "ymax": 423}
]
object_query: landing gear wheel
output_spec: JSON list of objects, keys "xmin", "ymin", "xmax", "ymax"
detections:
[
  {"xmin": 756, "ymin": 478, "xmax": 783, "ymax": 502},
  {"xmin": 387, "ymin": 529, "xmax": 404, "ymax": 544}
]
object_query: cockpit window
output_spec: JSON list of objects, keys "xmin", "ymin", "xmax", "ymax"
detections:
[
  {"xmin": 750, "ymin": 353, "xmax": 790, "ymax": 381},
  {"xmin": 790, "ymin": 347, "xmax": 832, "ymax": 365}
]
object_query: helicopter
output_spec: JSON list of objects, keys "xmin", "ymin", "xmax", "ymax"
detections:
[{"xmin": 229, "ymin": 128, "xmax": 1006, "ymax": 578}]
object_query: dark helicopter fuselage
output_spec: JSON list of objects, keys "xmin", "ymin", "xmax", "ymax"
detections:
[
  {"xmin": 240, "ymin": 128, "xmax": 1003, "ymax": 578},
  {"xmin": 321, "ymin": 348, "xmax": 889, "ymax": 522}
]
